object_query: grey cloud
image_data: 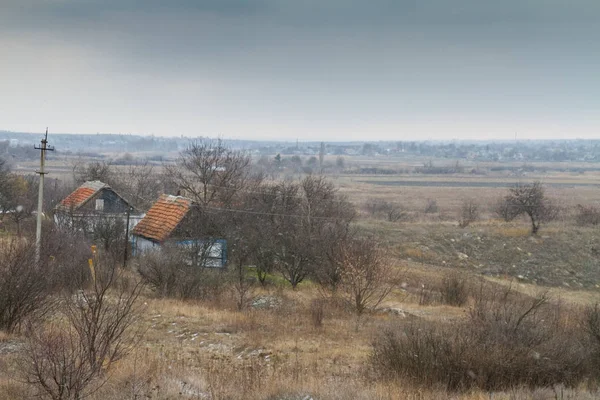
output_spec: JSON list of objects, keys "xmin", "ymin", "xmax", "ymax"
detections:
[{"xmin": 0, "ymin": 0, "xmax": 599, "ymax": 139}]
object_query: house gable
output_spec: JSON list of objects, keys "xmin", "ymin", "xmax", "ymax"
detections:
[
  {"xmin": 56, "ymin": 180, "xmax": 137, "ymax": 215},
  {"xmin": 77, "ymin": 188, "xmax": 131, "ymax": 214}
]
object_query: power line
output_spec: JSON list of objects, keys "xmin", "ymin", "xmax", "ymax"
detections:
[{"xmin": 201, "ymin": 205, "xmax": 350, "ymax": 222}]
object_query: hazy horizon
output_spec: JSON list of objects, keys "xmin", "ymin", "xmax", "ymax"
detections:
[{"xmin": 1, "ymin": 1, "xmax": 599, "ymax": 141}]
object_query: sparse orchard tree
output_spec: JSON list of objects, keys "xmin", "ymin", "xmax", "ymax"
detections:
[
  {"xmin": 249, "ymin": 176, "xmax": 354, "ymax": 290},
  {"xmin": 498, "ymin": 181, "xmax": 559, "ymax": 234},
  {"xmin": 277, "ymin": 176, "xmax": 354, "ymax": 289}
]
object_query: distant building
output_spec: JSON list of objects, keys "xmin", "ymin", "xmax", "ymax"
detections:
[
  {"xmin": 54, "ymin": 180, "xmax": 143, "ymax": 234},
  {"xmin": 131, "ymin": 194, "xmax": 226, "ymax": 267}
]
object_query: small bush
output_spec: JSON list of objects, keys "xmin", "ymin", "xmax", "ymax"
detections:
[
  {"xmin": 372, "ymin": 285, "xmax": 592, "ymax": 391},
  {"xmin": 440, "ymin": 273, "xmax": 468, "ymax": 307},
  {"xmin": 458, "ymin": 199, "xmax": 479, "ymax": 228},
  {"xmin": 137, "ymin": 250, "xmax": 230, "ymax": 300},
  {"xmin": 423, "ymin": 199, "xmax": 438, "ymax": 214},
  {"xmin": 0, "ymin": 240, "xmax": 53, "ymax": 332},
  {"xmin": 41, "ymin": 225, "xmax": 93, "ymax": 292},
  {"xmin": 417, "ymin": 285, "xmax": 439, "ymax": 306},
  {"xmin": 310, "ymin": 298, "xmax": 325, "ymax": 328},
  {"xmin": 494, "ymin": 198, "xmax": 519, "ymax": 222},
  {"xmin": 364, "ymin": 198, "xmax": 408, "ymax": 222},
  {"xmin": 576, "ymin": 204, "xmax": 600, "ymax": 226}
]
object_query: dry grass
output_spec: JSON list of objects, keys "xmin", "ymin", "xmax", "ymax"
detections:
[
  {"xmin": 494, "ymin": 225, "xmax": 532, "ymax": 237},
  {"xmin": 1, "ymin": 271, "xmax": 599, "ymax": 399}
]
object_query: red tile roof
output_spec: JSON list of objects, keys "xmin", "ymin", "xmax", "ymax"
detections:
[
  {"xmin": 132, "ymin": 194, "xmax": 192, "ymax": 242},
  {"xmin": 56, "ymin": 181, "xmax": 108, "ymax": 211}
]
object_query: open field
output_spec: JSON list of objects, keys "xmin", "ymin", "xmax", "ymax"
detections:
[{"xmin": 334, "ymin": 172, "xmax": 600, "ymax": 217}]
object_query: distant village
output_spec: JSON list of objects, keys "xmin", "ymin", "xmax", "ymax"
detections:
[{"xmin": 2, "ymin": 130, "xmax": 600, "ymax": 165}]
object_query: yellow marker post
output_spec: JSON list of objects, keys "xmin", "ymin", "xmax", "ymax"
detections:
[{"xmin": 88, "ymin": 258, "xmax": 96, "ymax": 284}]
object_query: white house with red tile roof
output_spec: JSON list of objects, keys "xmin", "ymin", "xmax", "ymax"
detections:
[{"xmin": 131, "ymin": 194, "xmax": 226, "ymax": 267}]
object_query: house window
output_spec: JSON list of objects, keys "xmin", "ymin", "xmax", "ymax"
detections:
[{"xmin": 95, "ymin": 199, "xmax": 104, "ymax": 211}]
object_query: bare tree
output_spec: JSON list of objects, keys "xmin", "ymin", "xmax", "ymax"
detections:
[
  {"xmin": 335, "ymin": 237, "xmax": 394, "ymax": 318},
  {"xmin": 167, "ymin": 139, "xmax": 253, "ymax": 207},
  {"xmin": 498, "ymin": 181, "xmax": 559, "ymax": 234}
]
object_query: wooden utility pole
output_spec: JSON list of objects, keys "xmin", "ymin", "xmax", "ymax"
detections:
[
  {"xmin": 123, "ymin": 206, "xmax": 131, "ymax": 268},
  {"xmin": 34, "ymin": 128, "xmax": 54, "ymax": 263}
]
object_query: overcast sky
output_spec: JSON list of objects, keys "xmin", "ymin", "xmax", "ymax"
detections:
[{"xmin": 1, "ymin": 0, "xmax": 599, "ymax": 141}]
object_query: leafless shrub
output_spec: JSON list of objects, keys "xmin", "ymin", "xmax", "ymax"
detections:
[
  {"xmin": 417, "ymin": 285, "xmax": 439, "ymax": 306},
  {"xmin": 41, "ymin": 224, "xmax": 94, "ymax": 293},
  {"xmin": 90, "ymin": 216, "xmax": 126, "ymax": 260},
  {"xmin": 229, "ymin": 263, "xmax": 254, "ymax": 311},
  {"xmin": 20, "ymin": 259, "xmax": 144, "ymax": 399},
  {"xmin": 576, "ymin": 204, "xmax": 600, "ymax": 226},
  {"xmin": 583, "ymin": 303, "xmax": 600, "ymax": 345},
  {"xmin": 0, "ymin": 240, "xmax": 53, "ymax": 333},
  {"xmin": 458, "ymin": 199, "xmax": 479, "ymax": 228},
  {"xmin": 309, "ymin": 298, "xmax": 325, "ymax": 328},
  {"xmin": 364, "ymin": 198, "xmax": 408, "ymax": 222},
  {"xmin": 372, "ymin": 285, "xmax": 591, "ymax": 391},
  {"xmin": 582, "ymin": 303, "xmax": 600, "ymax": 371},
  {"xmin": 494, "ymin": 197, "xmax": 520, "ymax": 222},
  {"xmin": 423, "ymin": 199, "xmax": 438, "ymax": 214},
  {"xmin": 440, "ymin": 272, "xmax": 469, "ymax": 307},
  {"xmin": 137, "ymin": 250, "xmax": 230, "ymax": 300}
]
